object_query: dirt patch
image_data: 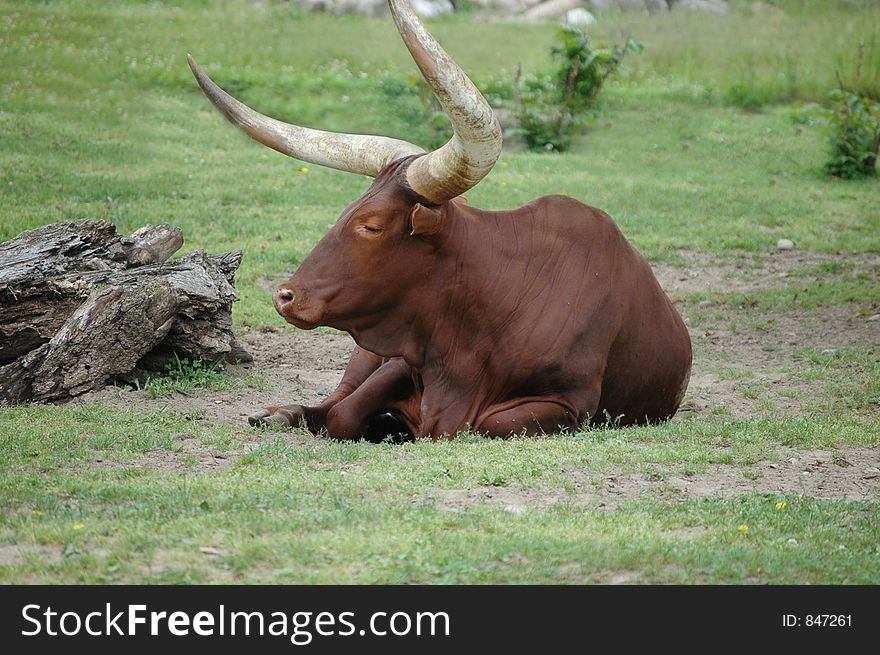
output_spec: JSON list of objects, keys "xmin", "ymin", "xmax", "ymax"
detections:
[
  {"xmin": 680, "ymin": 305, "xmax": 879, "ymax": 418},
  {"xmin": 77, "ymin": 328, "xmax": 355, "ymax": 428},
  {"xmin": 651, "ymin": 250, "xmax": 880, "ymax": 300},
  {"xmin": 0, "ymin": 543, "xmax": 62, "ymax": 566},
  {"xmin": 427, "ymin": 485, "xmax": 577, "ymax": 513},
  {"xmin": 570, "ymin": 446, "xmax": 880, "ymax": 505},
  {"xmin": 656, "ymin": 251, "xmax": 879, "ymax": 419},
  {"xmin": 427, "ymin": 446, "xmax": 880, "ymax": 512},
  {"xmin": 93, "ymin": 437, "xmax": 241, "ymax": 474}
]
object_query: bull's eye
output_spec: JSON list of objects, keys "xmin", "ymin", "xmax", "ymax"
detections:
[{"xmin": 355, "ymin": 224, "xmax": 383, "ymax": 237}]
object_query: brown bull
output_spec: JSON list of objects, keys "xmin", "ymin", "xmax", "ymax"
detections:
[{"xmin": 189, "ymin": 0, "xmax": 692, "ymax": 440}]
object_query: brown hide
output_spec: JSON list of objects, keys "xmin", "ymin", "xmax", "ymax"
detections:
[{"xmin": 265, "ymin": 157, "xmax": 692, "ymax": 439}]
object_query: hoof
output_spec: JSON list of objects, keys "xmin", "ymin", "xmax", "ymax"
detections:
[
  {"xmin": 247, "ymin": 409, "xmax": 270, "ymax": 427},
  {"xmin": 248, "ymin": 409, "xmax": 290, "ymax": 428}
]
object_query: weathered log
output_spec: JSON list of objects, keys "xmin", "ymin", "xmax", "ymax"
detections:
[
  {"xmin": 0, "ymin": 220, "xmax": 251, "ymax": 404},
  {"xmin": 0, "ymin": 220, "xmax": 183, "ymax": 362}
]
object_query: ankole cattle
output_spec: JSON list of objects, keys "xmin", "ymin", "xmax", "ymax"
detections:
[{"xmin": 188, "ymin": 0, "xmax": 692, "ymax": 440}]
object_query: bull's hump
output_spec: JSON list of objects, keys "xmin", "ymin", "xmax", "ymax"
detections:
[{"xmin": 482, "ymin": 194, "xmax": 617, "ymax": 238}]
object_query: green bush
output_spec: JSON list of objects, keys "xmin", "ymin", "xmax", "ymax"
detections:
[
  {"xmin": 820, "ymin": 47, "xmax": 880, "ymax": 178},
  {"xmin": 512, "ymin": 28, "xmax": 642, "ymax": 152}
]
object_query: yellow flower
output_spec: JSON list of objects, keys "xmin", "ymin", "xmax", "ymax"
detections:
[
  {"xmin": 738, "ymin": 524, "xmax": 749, "ymax": 534},
  {"xmin": 260, "ymin": 154, "xmax": 269, "ymax": 161},
  {"xmin": 298, "ymin": 167, "xmax": 309, "ymax": 174},
  {"xmin": 32, "ymin": 510, "xmax": 43, "ymax": 516},
  {"xmin": 775, "ymin": 502, "xmax": 786, "ymax": 510},
  {"xmin": 73, "ymin": 523, "xmax": 85, "ymax": 530}
]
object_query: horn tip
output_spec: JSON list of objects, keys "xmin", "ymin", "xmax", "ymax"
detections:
[{"xmin": 186, "ymin": 53, "xmax": 200, "ymax": 74}]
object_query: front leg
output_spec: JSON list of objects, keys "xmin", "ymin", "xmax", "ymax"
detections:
[
  {"xmin": 324, "ymin": 358, "xmax": 419, "ymax": 440},
  {"xmin": 248, "ymin": 345, "xmax": 384, "ymax": 432}
]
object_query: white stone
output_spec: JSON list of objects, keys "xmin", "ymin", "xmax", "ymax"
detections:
[
  {"xmin": 563, "ymin": 7, "xmax": 597, "ymax": 27},
  {"xmin": 588, "ymin": 0, "xmax": 667, "ymax": 11},
  {"xmin": 306, "ymin": 0, "xmax": 453, "ymax": 18},
  {"xmin": 411, "ymin": 0, "xmax": 454, "ymax": 18},
  {"xmin": 524, "ymin": 0, "xmax": 583, "ymax": 21}
]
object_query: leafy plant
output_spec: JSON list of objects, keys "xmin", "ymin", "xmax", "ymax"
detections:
[
  {"xmin": 141, "ymin": 353, "xmax": 234, "ymax": 398},
  {"xmin": 820, "ymin": 45, "xmax": 880, "ymax": 178},
  {"xmin": 512, "ymin": 28, "xmax": 642, "ymax": 152}
]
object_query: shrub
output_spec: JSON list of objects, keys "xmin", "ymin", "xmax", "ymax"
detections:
[
  {"xmin": 512, "ymin": 28, "xmax": 642, "ymax": 152},
  {"xmin": 820, "ymin": 46, "xmax": 880, "ymax": 178}
]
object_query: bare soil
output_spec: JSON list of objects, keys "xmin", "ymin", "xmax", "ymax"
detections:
[
  {"xmin": 80, "ymin": 328, "xmax": 354, "ymax": 427},
  {"xmin": 0, "ymin": 543, "xmax": 62, "ymax": 567},
  {"xmin": 426, "ymin": 446, "xmax": 880, "ymax": 513},
  {"xmin": 75, "ymin": 250, "xmax": 879, "ymax": 502},
  {"xmin": 652, "ymin": 250, "xmax": 880, "ymax": 300}
]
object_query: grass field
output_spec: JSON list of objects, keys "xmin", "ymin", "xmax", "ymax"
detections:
[{"xmin": 1, "ymin": 0, "xmax": 878, "ymax": 584}]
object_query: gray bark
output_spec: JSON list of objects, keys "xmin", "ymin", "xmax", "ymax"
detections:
[{"xmin": 0, "ymin": 220, "xmax": 251, "ymax": 404}]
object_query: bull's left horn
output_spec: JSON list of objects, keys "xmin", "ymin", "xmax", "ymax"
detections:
[
  {"xmin": 389, "ymin": 0, "xmax": 503, "ymax": 205},
  {"xmin": 187, "ymin": 54, "xmax": 425, "ymax": 177}
]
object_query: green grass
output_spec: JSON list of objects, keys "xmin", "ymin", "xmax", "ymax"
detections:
[
  {"xmin": 1, "ymin": 408, "xmax": 878, "ymax": 583},
  {"xmin": 1, "ymin": 0, "xmax": 878, "ymax": 583},
  {"xmin": 594, "ymin": 0, "xmax": 880, "ymax": 105}
]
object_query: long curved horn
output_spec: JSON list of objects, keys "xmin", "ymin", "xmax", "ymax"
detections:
[
  {"xmin": 187, "ymin": 54, "xmax": 425, "ymax": 177},
  {"xmin": 389, "ymin": 0, "xmax": 503, "ymax": 205}
]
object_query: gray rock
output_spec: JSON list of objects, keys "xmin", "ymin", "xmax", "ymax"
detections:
[
  {"xmin": 469, "ymin": 0, "xmax": 541, "ymax": 11},
  {"xmin": 671, "ymin": 0, "xmax": 728, "ymax": 16},
  {"xmin": 306, "ymin": 0, "xmax": 453, "ymax": 18},
  {"xmin": 589, "ymin": 0, "xmax": 667, "ymax": 12},
  {"xmin": 776, "ymin": 238, "xmax": 794, "ymax": 251},
  {"xmin": 412, "ymin": 0, "xmax": 454, "ymax": 17}
]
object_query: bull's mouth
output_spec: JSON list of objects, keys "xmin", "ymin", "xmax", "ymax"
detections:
[{"xmin": 282, "ymin": 314, "xmax": 322, "ymax": 331}]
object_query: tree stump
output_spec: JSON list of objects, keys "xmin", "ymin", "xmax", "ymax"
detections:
[{"xmin": 0, "ymin": 220, "xmax": 251, "ymax": 404}]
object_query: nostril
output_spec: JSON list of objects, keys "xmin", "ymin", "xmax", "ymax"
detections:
[{"xmin": 276, "ymin": 288, "xmax": 295, "ymax": 303}]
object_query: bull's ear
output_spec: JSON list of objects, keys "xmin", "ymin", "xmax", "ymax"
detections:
[{"xmin": 409, "ymin": 203, "xmax": 444, "ymax": 237}]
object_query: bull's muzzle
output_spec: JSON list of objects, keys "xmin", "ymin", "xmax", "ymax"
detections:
[
  {"xmin": 273, "ymin": 286, "xmax": 324, "ymax": 330},
  {"xmin": 273, "ymin": 287, "xmax": 295, "ymax": 314}
]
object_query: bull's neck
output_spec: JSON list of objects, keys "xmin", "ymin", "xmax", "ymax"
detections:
[
  {"xmin": 343, "ymin": 300, "xmax": 435, "ymax": 369},
  {"xmin": 342, "ymin": 203, "xmax": 508, "ymax": 374}
]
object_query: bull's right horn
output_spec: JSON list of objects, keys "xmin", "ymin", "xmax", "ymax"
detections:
[{"xmin": 390, "ymin": 0, "xmax": 503, "ymax": 205}]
